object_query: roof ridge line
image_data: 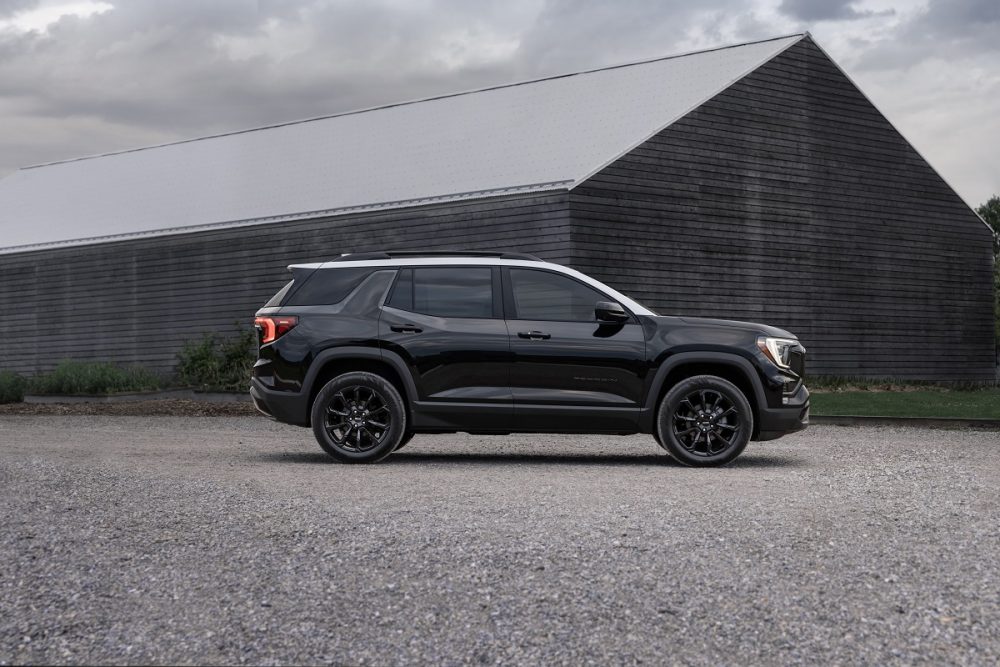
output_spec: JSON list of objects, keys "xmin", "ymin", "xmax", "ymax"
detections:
[
  {"xmin": 19, "ymin": 32, "xmax": 808, "ymax": 172},
  {"xmin": 566, "ymin": 33, "xmax": 806, "ymax": 190}
]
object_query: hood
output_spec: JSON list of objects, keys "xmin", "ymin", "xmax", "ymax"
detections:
[{"xmin": 674, "ymin": 316, "xmax": 797, "ymax": 340}]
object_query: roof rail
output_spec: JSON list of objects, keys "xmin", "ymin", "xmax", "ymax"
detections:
[{"xmin": 331, "ymin": 250, "xmax": 543, "ymax": 262}]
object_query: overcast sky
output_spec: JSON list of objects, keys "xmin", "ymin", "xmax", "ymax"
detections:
[{"xmin": 0, "ymin": 0, "xmax": 996, "ymax": 207}]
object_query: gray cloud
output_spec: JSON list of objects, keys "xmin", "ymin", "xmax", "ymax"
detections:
[
  {"xmin": 842, "ymin": 0, "xmax": 998, "ymax": 73},
  {"xmin": 0, "ymin": 0, "xmax": 37, "ymax": 19},
  {"xmin": 0, "ymin": 0, "xmax": 996, "ymax": 206},
  {"xmin": 898, "ymin": 0, "xmax": 999, "ymax": 54},
  {"xmin": 777, "ymin": 0, "xmax": 885, "ymax": 22},
  {"xmin": 510, "ymin": 0, "xmax": 742, "ymax": 73}
]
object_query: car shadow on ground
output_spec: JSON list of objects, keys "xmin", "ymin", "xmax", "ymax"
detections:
[{"xmin": 253, "ymin": 450, "xmax": 803, "ymax": 469}]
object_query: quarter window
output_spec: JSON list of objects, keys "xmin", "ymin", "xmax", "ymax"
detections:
[
  {"xmin": 509, "ymin": 268, "xmax": 607, "ymax": 322},
  {"xmin": 285, "ymin": 268, "xmax": 374, "ymax": 306}
]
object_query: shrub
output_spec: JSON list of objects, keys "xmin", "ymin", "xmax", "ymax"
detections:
[
  {"xmin": 0, "ymin": 371, "xmax": 27, "ymax": 403},
  {"xmin": 29, "ymin": 361, "xmax": 162, "ymax": 395},
  {"xmin": 176, "ymin": 329, "xmax": 256, "ymax": 391}
]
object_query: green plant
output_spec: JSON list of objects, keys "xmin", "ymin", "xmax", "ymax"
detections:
[
  {"xmin": 29, "ymin": 361, "xmax": 161, "ymax": 395},
  {"xmin": 0, "ymin": 371, "xmax": 27, "ymax": 403},
  {"xmin": 176, "ymin": 329, "xmax": 256, "ymax": 391},
  {"xmin": 975, "ymin": 195, "xmax": 1000, "ymax": 339}
]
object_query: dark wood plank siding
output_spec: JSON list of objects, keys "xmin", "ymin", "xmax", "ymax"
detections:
[
  {"xmin": 1, "ymin": 192, "xmax": 570, "ymax": 376},
  {"xmin": 570, "ymin": 37, "xmax": 995, "ymax": 381}
]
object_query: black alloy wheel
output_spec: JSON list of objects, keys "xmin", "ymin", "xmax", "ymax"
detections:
[
  {"xmin": 672, "ymin": 388, "xmax": 739, "ymax": 456},
  {"xmin": 326, "ymin": 385, "xmax": 391, "ymax": 452},
  {"xmin": 311, "ymin": 372, "xmax": 406, "ymax": 463},
  {"xmin": 655, "ymin": 375, "xmax": 752, "ymax": 467}
]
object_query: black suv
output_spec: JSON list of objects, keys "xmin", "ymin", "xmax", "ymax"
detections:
[{"xmin": 251, "ymin": 251, "xmax": 808, "ymax": 466}]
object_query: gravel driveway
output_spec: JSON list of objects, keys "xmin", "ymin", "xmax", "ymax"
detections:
[{"xmin": 1, "ymin": 416, "xmax": 998, "ymax": 665}]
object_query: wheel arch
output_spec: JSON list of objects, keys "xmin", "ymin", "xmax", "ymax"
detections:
[
  {"xmin": 640, "ymin": 353, "xmax": 765, "ymax": 437},
  {"xmin": 303, "ymin": 347, "xmax": 416, "ymax": 427}
]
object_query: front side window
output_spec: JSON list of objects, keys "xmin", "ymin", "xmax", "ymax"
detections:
[
  {"xmin": 388, "ymin": 267, "xmax": 493, "ymax": 318},
  {"xmin": 509, "ymin": 268, "xmax": 607, "ymax": 322}
]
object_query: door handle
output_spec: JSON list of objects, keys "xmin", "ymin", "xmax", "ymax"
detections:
[
  {"xmin": 518, "ymin": 330, "xmax": 551, "ymax": 340},
  {"xmin": 390, "ymin": 324, "xmax": 423, "ymax": 334}
]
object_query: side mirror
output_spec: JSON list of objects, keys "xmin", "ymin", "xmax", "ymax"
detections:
[{"xmin": 595, "ymin": 301, "xmax": 629, "ymax": 323}]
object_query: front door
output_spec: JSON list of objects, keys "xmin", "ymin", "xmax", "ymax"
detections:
[
  {"xmin": 503, "ymin": 267, "xmax": 646, "ymax": 432},
  {"xmin": 379, "ymin": 265, "xmax": 513, "ymax": 431}
]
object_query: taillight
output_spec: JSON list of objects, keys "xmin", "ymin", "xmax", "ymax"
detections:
[{"xmin": 254, "ymin": 316, "xmax": 298, "ymax": 344}]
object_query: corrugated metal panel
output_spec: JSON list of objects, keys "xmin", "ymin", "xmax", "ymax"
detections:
[{"xmin": 0, "ymin": 34, "xmax": 802, "ymax": 252}]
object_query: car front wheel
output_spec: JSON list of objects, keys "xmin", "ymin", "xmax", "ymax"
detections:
[{"xmin": 655, "ymin": 375, "xmax": 753, "ymax": 467}]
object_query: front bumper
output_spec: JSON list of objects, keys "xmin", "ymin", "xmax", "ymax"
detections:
[
  {"xmin": 755, "ymin": 383, "xmax": 809, "ymax": 441},
  {"xmin": 250, "ymin": 378, "xmax": 310, "ymax": 427}
]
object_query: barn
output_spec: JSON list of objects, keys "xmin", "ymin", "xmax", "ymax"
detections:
[{"xmin": 0, "ymin": 33, "xmax": 993, "ymax": 381}]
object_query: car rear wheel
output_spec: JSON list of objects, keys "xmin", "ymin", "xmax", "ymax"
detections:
[
  {"xmin": 311, "ymin": 372, "xmax": 406, "ymax": 463},
  {"xmin": 655, "ymin": 375, "xmax": 753, "ymax": 467}
]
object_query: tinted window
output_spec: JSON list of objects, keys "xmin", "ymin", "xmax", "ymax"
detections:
[
  {"xmin": 509, "ymin": 269, "xmax": 606, "ymax": 322},
  {"xmin": 390, "ymin": 267, "xmax": 492, "ymax": 318},
  {"xmin": 263, "ymin": 280, "xmax": 295, "ymax": 307},
  {"xmin": 285, "ymin": 268, "xmax": 373, "ymax": 306},
  {"xmin": 386, "ymin": 268, "xmax": 413, "ymax": 311}
]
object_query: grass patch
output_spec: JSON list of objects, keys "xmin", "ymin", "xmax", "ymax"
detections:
[
  {"xmin": 807, "ymin": 375, "xmax": 992, "ymax": 392},
  {"xmin": 29, "ymin": 361, "xmax": 162, "ymax": 396},
  {"xmin": 810, "ymin": 389, "xmax": 1000, "ymax": 419},
  {"xmin": 0, "ymin": 371, "xmax": 27, "ymax": 403}
]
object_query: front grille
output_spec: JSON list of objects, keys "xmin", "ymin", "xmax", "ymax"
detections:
[{"xmin": 788, "ymin": 347, "xmax": 806, "ymax": 378}]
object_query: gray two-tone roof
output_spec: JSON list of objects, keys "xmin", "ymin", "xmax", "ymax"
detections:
[{"xmin": 0, "ymin": 34, "xmax": 804, "ymax": 253}]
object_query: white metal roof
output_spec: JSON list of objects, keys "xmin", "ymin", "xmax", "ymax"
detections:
[{"xmin": 0, "ymin": 34, "xmax": 803, "ymax": 253}]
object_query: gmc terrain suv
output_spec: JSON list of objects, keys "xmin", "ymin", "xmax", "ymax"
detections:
[{"xmin": 251, "ymin": 251, "xmax": 808, "ymax": 467}]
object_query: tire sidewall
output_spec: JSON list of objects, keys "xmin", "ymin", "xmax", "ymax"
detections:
[
  {"xmin": 393, "ymin": 431, "xmax": 414, "ymax": 452},
  {"xmin": 656, "ymin": 375, "xmax": 753, "ymax": 467},
  {"xmin": 311, "ymin": 372, "xmax": 406, "ymax": 463}
]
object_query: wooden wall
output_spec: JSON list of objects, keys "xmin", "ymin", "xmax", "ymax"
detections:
[
  {"xmin": 0, "ymin": 193, "xmax": 570, "ymax": 376},
  {"xmin": 570, "ymin": 37, "xmax": 995, "ymax": 380}
]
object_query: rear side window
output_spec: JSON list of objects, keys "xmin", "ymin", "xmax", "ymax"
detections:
[
  {"xmin": 263, "ymin": 280, "xmax": 294, "ymax": 307},
  {"xmin": 285, "ymin": 268, "xmax": 374, "ymax": 306},
  {"xmin": 387, "ymin": 267, "xmax": 493, "ymax": 318}
]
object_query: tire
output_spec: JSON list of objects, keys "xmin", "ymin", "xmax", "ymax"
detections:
[
  {"xmin": 651, "ymin": 429, "xmax": 671, "ymax": 458},
  {"xmin": 394, "ymin": 431, "xmax": 415, "ymax": 451},
  {"xmin": 311, "ymin": 372, "xmax": 407, "ymax": 463},
  {"xmin": 655, "ymin": 375, "xmax": 753, "ymax": 467}
]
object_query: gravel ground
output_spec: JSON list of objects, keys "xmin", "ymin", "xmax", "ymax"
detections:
[{"xmin": 1, "ymin": 417, "xmax": 998, "ymax": 666}]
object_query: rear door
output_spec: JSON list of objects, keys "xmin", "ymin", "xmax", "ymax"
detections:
[
  {"xmin": 379, "ymin": 265, "xmax": 513, "ymax": 431},
  {"xmin": 503, "ymin": 267, "xmax": 645, "ymax": 432}
]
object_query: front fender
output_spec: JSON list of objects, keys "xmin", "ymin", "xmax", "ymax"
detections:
[{"xmin": 638, "ymin": 351, "xmax": 771, "ymax": 432}]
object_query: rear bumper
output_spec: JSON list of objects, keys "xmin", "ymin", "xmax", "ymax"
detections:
[
  {"xmin": 755, "ymin": 384, "xmax": 809, "ymax": 441},
  {"xmin": 250, "ymin": 378, "xmax": 310, "ymax": 427}
]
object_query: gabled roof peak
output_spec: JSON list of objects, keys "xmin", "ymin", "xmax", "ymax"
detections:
[
  {"xmin": 22, "ymin": 33, "xmax": 807, "ymax": 172},
  {"xmin": 0, "ymin": 33, "xmax": 805, "ymax": 252}
]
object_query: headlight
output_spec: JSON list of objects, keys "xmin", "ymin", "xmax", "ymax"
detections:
[{"xmin": 757, "ymin": 336, "xmax": 798, "ymax": 370}]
